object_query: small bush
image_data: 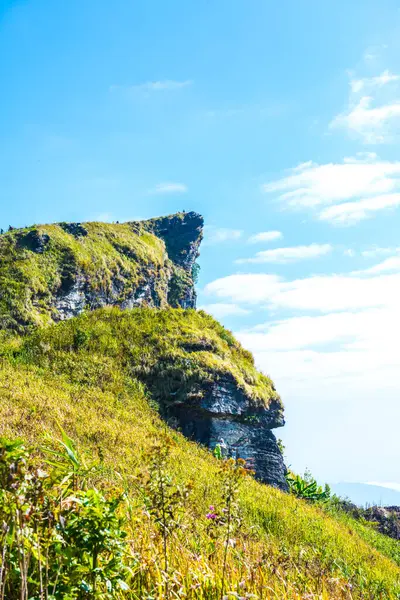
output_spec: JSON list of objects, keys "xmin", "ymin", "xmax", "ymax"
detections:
[{"xmin": 286, "ymin": 469, "xmax": 331, "ymax": 503}]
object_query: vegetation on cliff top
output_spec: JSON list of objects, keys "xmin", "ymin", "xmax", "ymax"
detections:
[
  {"xmin": 0, "ymin": 218, "xmax": 197, "ymax": 332},
  {"xmin": 1, "ymin": 308, "xmax": 400, "ymax": 598}
]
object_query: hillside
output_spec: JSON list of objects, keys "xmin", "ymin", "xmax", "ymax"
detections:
[
  {"xmin": 1, "ymin": 215, "xmax": 400, "ymax": 599},
  {"xmin": 1, "ymin": 309, "xmax": 400, "ymax": 598}
]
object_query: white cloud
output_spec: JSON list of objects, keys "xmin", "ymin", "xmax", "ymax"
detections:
[
  {"xmin": 331, "ymin": 70, "xmax": 400, "ymax": 144},
  {"xmin": 262, "ymin": 154, "xmax": 400, "ymax": 225},
  {"xmin": 203, "ymin": 227, "xmax": 243, "ymax": 245},
  {"xmin": 357, "ymin": 254, "xmax": 400, "ymax": 274},
  {"xmin": 361, "ymin": 246, "xmax": 395, "ymax": 257},
  {"xmin": 205, "ymin": 246, "xmax": 400, "ymax": 480},
  {"xmin": 350, "ymin": 70, "xmax": 400, "ymax": 94},
  {"xmin": 150, "ymin": 182, "xmax": 188, "ymax": 195},
  {"xmin": 237, "ymin": 307, "xmax": 399, "ymax": 353},
  {"xmin": 236, "ymin": 243, "xmax": 332, "ymax": 264},
  {"xmin": 205, "ymin": 264, "xmax": 400, "ymax": 395},
  {"xmin": 234, "ymin": 305, "xmax": 400, "ymax": 391},
  {"xmin": 248, "ymin": 230, "xmax": 283, "ymax": 243},
  {"xmin": 263, "ymin": 154, "xmax": 400, "ymax": 206},
  {"xmin": 343, "ymin": 249, "xmax": 355, "ymax": 257},
  {"xmin": 319, "ymin": 193, "xmax": 400, "ymax": 224},
  {"xmin": 111, "ymin": 80, "xmax": 193, "ymax": 93},
  {"xmin": 198, "ymin": 303, "xmax": 250, "ymax": 318},
  {"xmin": 332, "ymin": 97, "xmax": 400, "ymax": 144},
  {"xmin": 243, "ymin": 345, "xmax": 400, "ymax": 391},
  {"xmin": 204, "ymin": 270, "xmax": 400, "ymax": 312}
]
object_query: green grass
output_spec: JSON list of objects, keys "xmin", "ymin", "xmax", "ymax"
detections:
[
  {"xmin": 1, "ymin": 307, "xmax": 400, "ymax": 598},
  {"xmin": 16, "ymin": 307, "xmax": 280, "ymax": 410}
]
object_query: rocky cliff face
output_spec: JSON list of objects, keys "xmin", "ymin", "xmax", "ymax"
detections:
[
  {"xmin": 168, "ymin": 374, "xmax": 287, "ymax": 489},
  {"xmin": 0, "ymin": 212, "xmax": 203, "ymax": 331},
  {"xmin": 0, "ymin": 212, "xmax": 287, "ymax": 490}
]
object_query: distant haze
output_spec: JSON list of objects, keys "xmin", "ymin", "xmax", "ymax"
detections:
[{"xmin": 331, "ymin": 483, "xmax": 400, "ymax": 507}]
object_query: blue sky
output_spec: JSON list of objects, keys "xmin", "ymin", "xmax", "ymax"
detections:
[{"xmin": 1, "ymin": 0, "xmax": 400, "ymax": 487}]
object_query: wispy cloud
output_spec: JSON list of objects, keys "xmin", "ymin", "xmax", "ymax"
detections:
[
  {"xmin": 111, "ymin": 80, "xmax": 193, "ymax": 94},
  {"xmin": 150, "ymin": 182, "xmax": 188, "ymax": 195},
  {"xmin": 343, "ymin": 249, "xmax": 355, "ymax": 257},
  {"xmin": 236, "ymin": 243, "xmax": 332, "ymax": 264},
  {"xmin": 235, "ymin": 306, "xmax": 400, "ymax": 386},
  {"xmin": 355, "ymin": 253, "xmax": 400, "ymax": 275},
  {"xmin": 204, "ymin": 270, "xmax": 400, "ymax": 312},
  {"xmin": 366, "ymin": 482, "xmax": 400, "ymax": 492},
  {"xmin": 363, "ymin": 45, "xmax": 388, "ymax": 64},
  {"xmin": 319, "ymin": 193, "xmax": 400, "ymax": 225},
  {"xmin": 361, "ymin": 246, "xmax": 396, "ymax": 258},
  {"xmin": 203, "ymin": 227, "xmax": 243, "ymax": 245},
  {"xmin": 248, "ymin": 230, "xmax": 282, "ymax": 244},
  {"xmin": 349, "ymin": 70, "xmax": 399, "ymax": 94},
  {"xmin": 330, "ymin": 69, "xmax": 400, "ymax": 143},
  {"xmin": 262, "ymin": 153, "xmax": 400, "ymax": 225}
]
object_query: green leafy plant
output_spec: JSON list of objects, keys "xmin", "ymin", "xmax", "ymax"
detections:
[
  {"xmin": 286, "ymin": 469, "xmax": 331, "ymax": 503},
  {"xmin": 213, "ymin": 444, "xmax": 223, "ymax": 460},
  {"xmin": 0, "ymin": 435, "xmax": 131, "ymax": 600}
]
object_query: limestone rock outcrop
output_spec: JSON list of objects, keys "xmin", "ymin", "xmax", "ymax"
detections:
[
  {"xmin": 168, "ymin": 374, "xmax": 287, "ymax": 489},
  {"xmin": 0, "ymin": 212, "xmax": 203, "ymax": 330}
]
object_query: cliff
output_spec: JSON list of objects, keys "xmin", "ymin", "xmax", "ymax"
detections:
[
  {"xmin": 0, "ymin": 212, "xmax": 287, "ymax": 490},
  {"xmin": 0, "ymin": 212, "xmax": 203, "ymax": 332}
]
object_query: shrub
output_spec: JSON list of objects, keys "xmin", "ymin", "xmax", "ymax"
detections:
[
  {"xmin": 0, "ymin": 433, "xmax": 131, "ymax": 599},
  {"xmin": 286, "ymin": 469, "xmax": 331, "ymax": 503}
]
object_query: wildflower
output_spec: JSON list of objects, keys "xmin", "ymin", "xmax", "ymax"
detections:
[{"xmin": 206, "ymin": 505, "xmax": 217, "ymax": 520}]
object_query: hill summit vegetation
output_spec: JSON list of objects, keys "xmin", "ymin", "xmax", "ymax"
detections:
[
  {"xmin": 0, "ymin": 215, "xmax": 400, "ymax": 599},
  {"xmin": 0, "ymin": 212, "xmax": 203, "ymax": 332}
]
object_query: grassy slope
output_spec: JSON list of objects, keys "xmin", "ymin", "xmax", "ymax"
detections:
[
  {"xmin": 1, "ymin": 308, "xmax": 399, "ymax": 599},
  {"xmin": 0, "ymin": 222, "xmax": 168, "ymax": 331}
]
